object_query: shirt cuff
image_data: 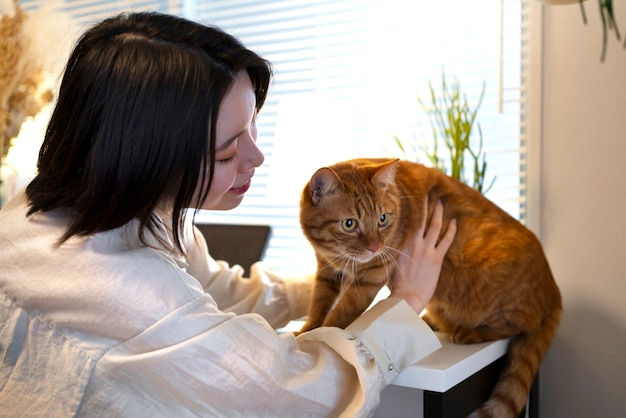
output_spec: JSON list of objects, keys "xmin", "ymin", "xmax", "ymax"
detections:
[{"xmin": 346, "ymin": 298, "xmax": 441, "ymax": 384}]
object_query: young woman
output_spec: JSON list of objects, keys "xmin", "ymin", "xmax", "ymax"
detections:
[{"xmin": 0, "ymin": 11, "xmax": 456, "ymax": 417}]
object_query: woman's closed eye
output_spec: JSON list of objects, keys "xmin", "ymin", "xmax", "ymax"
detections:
[{"xmin": 217, "ymin": 154, "xmax": 236, "ymax": 164}]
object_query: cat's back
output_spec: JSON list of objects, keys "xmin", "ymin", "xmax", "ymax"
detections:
[
  {"xmin": 392, "ymin": 159, "xmax": 547, "ymax": 268},
  {"xmin": 395, "ymin": 159, "xmax": 518, "ymax": 224}
]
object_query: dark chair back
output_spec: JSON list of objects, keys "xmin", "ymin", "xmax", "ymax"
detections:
[{"xmin": 195, "ymin": 223, "xmax": 271, "ymax": 277}]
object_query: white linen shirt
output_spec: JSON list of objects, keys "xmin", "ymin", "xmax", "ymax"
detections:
[{"xmin": 0, "ymin": 190, "xmax": 441, "ymax": 417}]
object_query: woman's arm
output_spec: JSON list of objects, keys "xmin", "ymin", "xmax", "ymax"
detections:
[{"xmin": 184, "ymin": 221, "xmax": 313, "ymax": 328}]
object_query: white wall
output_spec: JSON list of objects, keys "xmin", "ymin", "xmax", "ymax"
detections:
[{"xmin": 537, "ymin": 2, "xmax": 626, "ymax": 417}]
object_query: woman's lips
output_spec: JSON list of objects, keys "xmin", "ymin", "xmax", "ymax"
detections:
[{"xmin": 230, "ymin": 180, "xmax": 251, "ymax": 194}]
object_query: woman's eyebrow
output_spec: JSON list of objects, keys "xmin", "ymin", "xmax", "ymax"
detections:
[
  {"xmin": 216, "ymin": 109, "xmax": 255, "ymax": 152},
  {"xmin": 216, "ymin": 131, "xmax": 243, "ymax": 152}
]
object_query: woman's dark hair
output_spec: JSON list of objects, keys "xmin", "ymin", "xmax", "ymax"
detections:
[{"xmin": 25, "ymin": 12, "xmax": 272, "ymax": 253}]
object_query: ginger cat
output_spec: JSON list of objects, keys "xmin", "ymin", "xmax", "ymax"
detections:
[{"xmin": 298, "ymin": 158, "xmax": 562, "ymax": 418}]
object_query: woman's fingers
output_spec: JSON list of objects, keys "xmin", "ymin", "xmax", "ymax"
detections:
[
  {"xmin": 418, "ymin": 195, "xmax": 429, "ymax": 234},
  {"xmin": 423, "ymin": 199, "xmax": 456, "ymax": 252},
  {"xmin": 438, "ymin": 218, "xmax": 457, "ymax": 252},
  {"xmin": 424, "ymin": 200, "xmax": 443, "ymax": 242}
]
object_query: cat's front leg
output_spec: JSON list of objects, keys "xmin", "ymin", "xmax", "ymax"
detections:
[
  {"xmin": 451, "ymin": 325, "xmax": 510, "ymax": 344},
  {"xmin": 322, "ymin": 282, "xmax": 384, "ymax": 329},
  {"xmin": 452, "ymin": 321, "xmax": 521, "ymax": 344},
  {"xmin": 298, "ymin": 273, "xmax": 341, "ymax": 334}
]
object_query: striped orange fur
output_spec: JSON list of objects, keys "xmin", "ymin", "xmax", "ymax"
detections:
[{"xmin": 299, "ymin": 158, "xmax": 562, "ymax": 418}]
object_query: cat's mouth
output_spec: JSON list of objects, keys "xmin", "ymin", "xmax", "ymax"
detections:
[
  {"xmin": 321, "ymin": 247, "xmax": 385, "ymax": 267},
  {"xmin": 321, "ymin": 250, "xmax": 375, "ymax": 266},
  {"xmin": 347, "ymin": 251, "xmax": 382, "ymax": 265}
]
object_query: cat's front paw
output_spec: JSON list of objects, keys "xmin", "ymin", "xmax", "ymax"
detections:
[
  {"xmin": 420, "ymin": 312, "xmax": 440, "ymax": 331},
  {"xmin": 451, "ymin": 326, "xmax": 490, "ymax": 344},
  {"xmin": 297, "ymin": 320, "xmax": 320, "ymax": 335}
]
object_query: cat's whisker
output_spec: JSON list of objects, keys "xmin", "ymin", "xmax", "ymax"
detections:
[
  {"xmin": 350, "ymin": 259, "xmax": 360, "ymax": 288},
  {"xmin": 332, "ymin": 257, "xmax": 361, "ymax": 318},
  {"xmin": 380, "ymin": 246, "xmax": 411, "ymax": 288},
  {"xmin": 379, "ymin": 247, "xmax": 400, "ymax": 286},
  {"xmin": 341, "ymin": 257, "xmax": 357, "ymax": 288},
  {"xmin": 385, "ymin": 246, "xmax": 416, "ymax": 265},
  {"xmin": 319, "ymin": 250, "xmax": 352, "ymax": 273}
]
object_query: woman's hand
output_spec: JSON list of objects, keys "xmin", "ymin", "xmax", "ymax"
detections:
[{"xmin": 389, "ymin": 199, "xmax": 457, "ymax": 313}]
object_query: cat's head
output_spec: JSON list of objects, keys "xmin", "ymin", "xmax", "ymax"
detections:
[{"xmin": 300, "ymin": 158, "xmax": 407, "ymax": 265}]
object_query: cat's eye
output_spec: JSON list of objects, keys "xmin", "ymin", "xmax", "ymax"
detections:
[
  {"xmin": 342, "ymin": 218, "xmax": 358, "ymax": 231},
  {"xmin": 378, "ymin": 213, "xmax": 390, "ymax": 227}
]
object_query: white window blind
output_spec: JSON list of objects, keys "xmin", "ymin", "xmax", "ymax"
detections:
[
  {"xmin": 190, "ymin": 0, "xmax": 529, "ymax": 275},
  {"xmin": 19, "ymin": 0, "xmax": 171, "ymax": 23},
  {"xmin": 17, "ymin": 0, "xmax": 529, "ymax": 276}
]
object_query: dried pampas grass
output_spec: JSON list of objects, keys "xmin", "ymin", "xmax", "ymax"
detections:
[{"xmin": 1, "ymin": 0, "xmax": 63, "ymax": 162}]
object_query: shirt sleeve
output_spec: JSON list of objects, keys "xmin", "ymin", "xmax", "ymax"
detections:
[
  {"xmin": 183, "ymin": 222, "xmax": 313, "ymax": 328},
  {"xmin": 82, "ymin": 295, "xmax": 441, "ymax": 417}
]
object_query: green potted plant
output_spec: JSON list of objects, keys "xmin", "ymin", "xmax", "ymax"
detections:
[
  {"xmin": 541, "ymin": 0, "xmax": 625, "ymax": 62},
  {"xmin": 394, "ymin": 71, "xmax": 495, "ymax": 194}
]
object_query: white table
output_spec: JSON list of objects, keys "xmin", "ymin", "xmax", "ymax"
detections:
[
  {"xmin": 391, "ymin": 332, "xmax": 509, "ymax": 392},
  {"xmin": 375, "ymin": 333, "xmax": 539, "ymax": 418}
]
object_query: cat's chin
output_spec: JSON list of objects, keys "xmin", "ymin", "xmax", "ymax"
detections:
[
  {"xmin": 351, "ymin": 253, "xmax": 380, "ymax": 264},
  {"xmin": 320, "ymin": 251, "xmax": 378, "ymax": 265}
]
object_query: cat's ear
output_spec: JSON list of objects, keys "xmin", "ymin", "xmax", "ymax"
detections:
[
  {"xmin": 371, "ymin": 159, "xmax": 400, "ymax": 189},
  {"xmin": 310, "ymin": 167, "xmax": 341, "ymax": 205}
]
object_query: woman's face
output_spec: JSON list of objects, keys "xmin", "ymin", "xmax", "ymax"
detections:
[{"xmin": 194, "ymin": 70, "xmax": 265, "ymax": 210}]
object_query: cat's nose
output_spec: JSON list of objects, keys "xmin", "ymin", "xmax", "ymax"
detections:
[{"xmin": 367, "ymin": 244, "xmax": 380, "ymax": 254}]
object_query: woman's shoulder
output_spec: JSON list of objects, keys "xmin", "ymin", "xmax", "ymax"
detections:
[{"xmin": 1, "ymin": 207, "xmax": 208, "ymax": 346}]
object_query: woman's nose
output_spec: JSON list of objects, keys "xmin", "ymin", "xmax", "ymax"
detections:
[{"xmin": 240, "ymin": 132, "xmax": 265, "ymax": 170}]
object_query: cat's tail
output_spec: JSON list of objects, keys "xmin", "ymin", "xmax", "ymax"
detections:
[{"xmin": 470, "ymin": 304, "xmax": 562, "ymax": 418}]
